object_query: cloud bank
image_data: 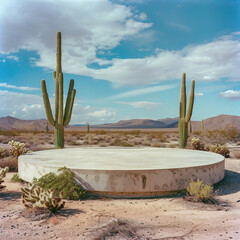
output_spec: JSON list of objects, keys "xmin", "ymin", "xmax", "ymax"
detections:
[
  {"xmin": 1, "ymin": 1, "xmax": 239, "ymax": 88},
  {"xmin": 0, "ymin": 90, "xmax": 117, "ymax": 124}
]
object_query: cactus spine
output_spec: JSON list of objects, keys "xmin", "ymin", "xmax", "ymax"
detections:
[
  {"xmin": 179, "ymin": 73, "xmax": 195, "ymax": 148},
  {"xmin": 41, "ymin": 32, "xmax": 76, "ymax": 148}
]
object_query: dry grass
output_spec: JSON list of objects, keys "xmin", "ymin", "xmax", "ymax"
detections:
[{"xmin": 0, "ymin": 156, "xmax": 18, "ymax": 172}]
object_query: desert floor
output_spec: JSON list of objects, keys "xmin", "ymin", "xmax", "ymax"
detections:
[{"xmin": 0, "ymin": 131, "xmax": 240, "ymax": 239}]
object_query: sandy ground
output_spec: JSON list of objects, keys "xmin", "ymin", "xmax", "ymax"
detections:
[{"xmin": 0, "ymin": 153, "xmax": 240, "ymax": 240}]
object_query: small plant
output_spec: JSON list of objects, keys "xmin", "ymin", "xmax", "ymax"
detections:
[
  {"xmin": 0, "ymin": 146, "xmax": 5, "ymax": 158},
  {"xmin": 191, "ymin": 137, "xmax": 205, "ymax": 150},
  {"xmin": 87, "ymin": 122, "xmax": 90, "ymax": 133},
  {"xmin": 207, "ymin": 144, "xmax": 230, "ymax": 158},
  {"xmin": 21, "ymin": 183, "xmax": 65, "ymax": 213},
  {"xmin": 186, "ymin": 179, "xmax": 213, "ymax": 201},
  {"xmin": 11, "ymin": 173, "xmax": 23, "ymax": 183},
  {"xmin": 8, "ymin": 140, "xmax": 27, "ymax": 157},
  {"xmin": 33, "ymin": 167, "xmax": 87, "ymax": 200},
  {"xmin": 0, "ymin": 167, "xmax": 9, "ymax": 190}
]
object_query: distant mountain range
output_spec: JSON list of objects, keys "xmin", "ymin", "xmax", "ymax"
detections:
[{"xmin": 0, "ymin": 115, "xmax": 239, "ymax": 131}]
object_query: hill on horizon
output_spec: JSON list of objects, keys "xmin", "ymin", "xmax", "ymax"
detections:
[{"xmin": 0, "ymin": 115, "xmax": 240, "ymax": 131}]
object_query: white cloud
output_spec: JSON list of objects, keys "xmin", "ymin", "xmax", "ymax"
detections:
[
  {"xmin": 0, "ymin": 90, "xmax": 46, "ymax": 119},
  {"xmin": 89, "ymin": 35, "xmax": 240, "ymax": 86},
  {"xmin": 1, "ymin": 1, "xmax": 239, "ymax": 88},
  {"xmin": 0, "ymin": 90, "xmax": 117, "ymax": 124},
  {"xmin": 219, "ymin": 90, "xmax": 240, "ymax": 100},
  {"xmin": 108, "ymin": 84, "xmax": 177, "ymax": 100},
  {"xmin": 116, "ymin": 101, "xmax": 162, "ymax": 109},
  {"xmin": 0, "ymin": 0, "xmax": 151, "ymax": 76},
  {"xmin": 195, "ymin": 93, "xmax": 203, "ymax": 97},
  {"xmin": 0, "ymin": 82, "xmax": 40, "ymax": 91},
  {"xmin": 6, "ymin": 55, "xmax": 19, "ymax": 61}
]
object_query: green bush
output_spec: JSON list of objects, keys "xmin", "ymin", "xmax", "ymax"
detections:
[
  {"xmin": 33, "ymin": 167, "xmax": 87, "ymax": 200},
  {"xmin": 207, "ymin": 144, "xmax": 230, "ymax": 158},
  {"xmin": 11, "ymin": 173, "xmax": 23, "ymax": 183}
]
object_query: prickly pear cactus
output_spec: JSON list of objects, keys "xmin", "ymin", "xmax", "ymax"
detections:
[
  {"xmin": 21, "ymin": 183, "xmax": 65, "ymax": 213},
  {"xmin": 0, "ymin": 167, "xmax": 9, "ymax": 190}
]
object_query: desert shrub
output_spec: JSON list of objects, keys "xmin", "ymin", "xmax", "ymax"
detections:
[
  {"xmin": 0, "ymin": 146, "xmax": 6, "ymax": 158},
  {"xmin": 191, "ymin": 137, "xmax": 205, "ymax": 150},
  {"xmin": 186, "ymin": 179, "xmax": 213, "ymax": 201},
  {"xmin": 21, "ymin": 183, "xmax": 65, "ymax": 213},
  {"xmin": 0, "ymin": 156, "xmax": 18, "ymax": 171},
  {"xmin": 8, "ymin": 140, "xmax": 27, "ymax": 157},
  {"xmin": 110, "ymin": 139, "xmax": 133, "ymax": 147},
  {"xmin": 11, "ymin": 173, "xmax": 23, "ymax": 183},
  {"xmin": 207, "ymin": 144, "xmax": 230, "ymax": 158},
  {"xmin": 0, "ymin": 167, "xmax": 9, "ymax": 190},
  {"xmin": 193, "ymin": 130, "xmax": 202, "ymax": 136},
  {"xmin": 0, "ymin": 130, "xmax": 19, "ymax": 136},
  {"xmin": 33, "ymin": 167, "xmax": 87, "ymax": 200},
  {"xmin": 130, "ymin": 130, "xmax": 141, "ymax": 135}
]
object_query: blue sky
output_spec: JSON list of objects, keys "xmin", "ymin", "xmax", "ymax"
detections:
[{"xmin": 0, "ymin": 0, "xmax": 239, "ymax": 124}]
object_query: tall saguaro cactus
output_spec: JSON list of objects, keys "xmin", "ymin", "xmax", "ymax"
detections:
[
  {"xmin": 179, "ymin": 73, "xmax": 195, "ymax": 148},
  {"xmin": 41, "ymin": 32, "xmax": 76, "ymax": 148}
]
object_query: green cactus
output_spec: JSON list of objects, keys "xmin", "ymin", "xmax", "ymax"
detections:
[
  {"xmin": 21, "ymin": 183, "xmax": 65, "ymax": 213},
  {"xmin": 41, "ymin": 32, "xmax": 76, "ymax": 148},
  {"xmin": 189, "ymin": 120, "xmax": 192, "ymax": 134},
  {"xmin": 87, "ymin": 122, "xmax": 90, "ymax": 133},
  {"xmin": 0, "ymin": 167, "xmax": 9, "ymax": 190},
  {"xmin": 201, "ymin": 119, "xmax": 205, "ymax": 132},
  {"xmin": 179, "ymin": 73, "xmax": 195, "ymax": 148}
]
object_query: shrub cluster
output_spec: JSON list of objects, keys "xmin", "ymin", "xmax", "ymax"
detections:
[
  {"xmin": 33, "ymin": 167, "xmax": 87, "ymax": 200},
  {"xmin": 191, "ymin": 137, "xmax": 205, "ymax": 150},
  {"xmin": 207, "ymin": 144, "xmax": 230, "ymax": 158},
  {"xmin": 191, "ymin": 137, "xmax": 230, "ymax": 157},
  {"xmin": 186, "ymin": 179, "xmax": 213, "ymax": 201},
  {"xmin": 8, "ymin": 140, "xmax": 27, "ymax": 157}
]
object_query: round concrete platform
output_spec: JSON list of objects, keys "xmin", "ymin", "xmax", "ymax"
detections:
[{"xmin": 18, "ymin": 147, "xmax": 225, "ymax": 198}]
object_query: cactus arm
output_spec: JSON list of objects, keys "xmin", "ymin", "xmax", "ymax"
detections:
[
  {"xmin": 185, "ymin": 80, "xmax": 195, "ymax": 123},
  {"xmin": 58, "ymin": 72, "xmax": 64, "ymax": 125},
  {"xmin": 64, "ymin": 88, "xmax": 76, "ymax": 126},
  {"xmin": 180, "ymin": 72, "xmax": 186, "ymax": 118},
  {"xmin": 53, "ymin": 71, "xmax": 56, "ymax": 81},
  {"xmin": 54, "ymin": 79, "xmax": 59, "ymax": 127},
  {"xmin": 63, "ymin": 79, "xmax": 74, "ymax": 124},
  {"xmin": 41, "ymin": 80, "xmax": 55, "ymax": 126}
]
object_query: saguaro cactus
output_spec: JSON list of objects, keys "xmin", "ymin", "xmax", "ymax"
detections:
[
  {"xmin": 179, "ymin": 73, "xmax": 195, "ymax": 148},
  {"xmin": 41, "ymin": 32, "xmax": 76, "ymax": 148}
]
